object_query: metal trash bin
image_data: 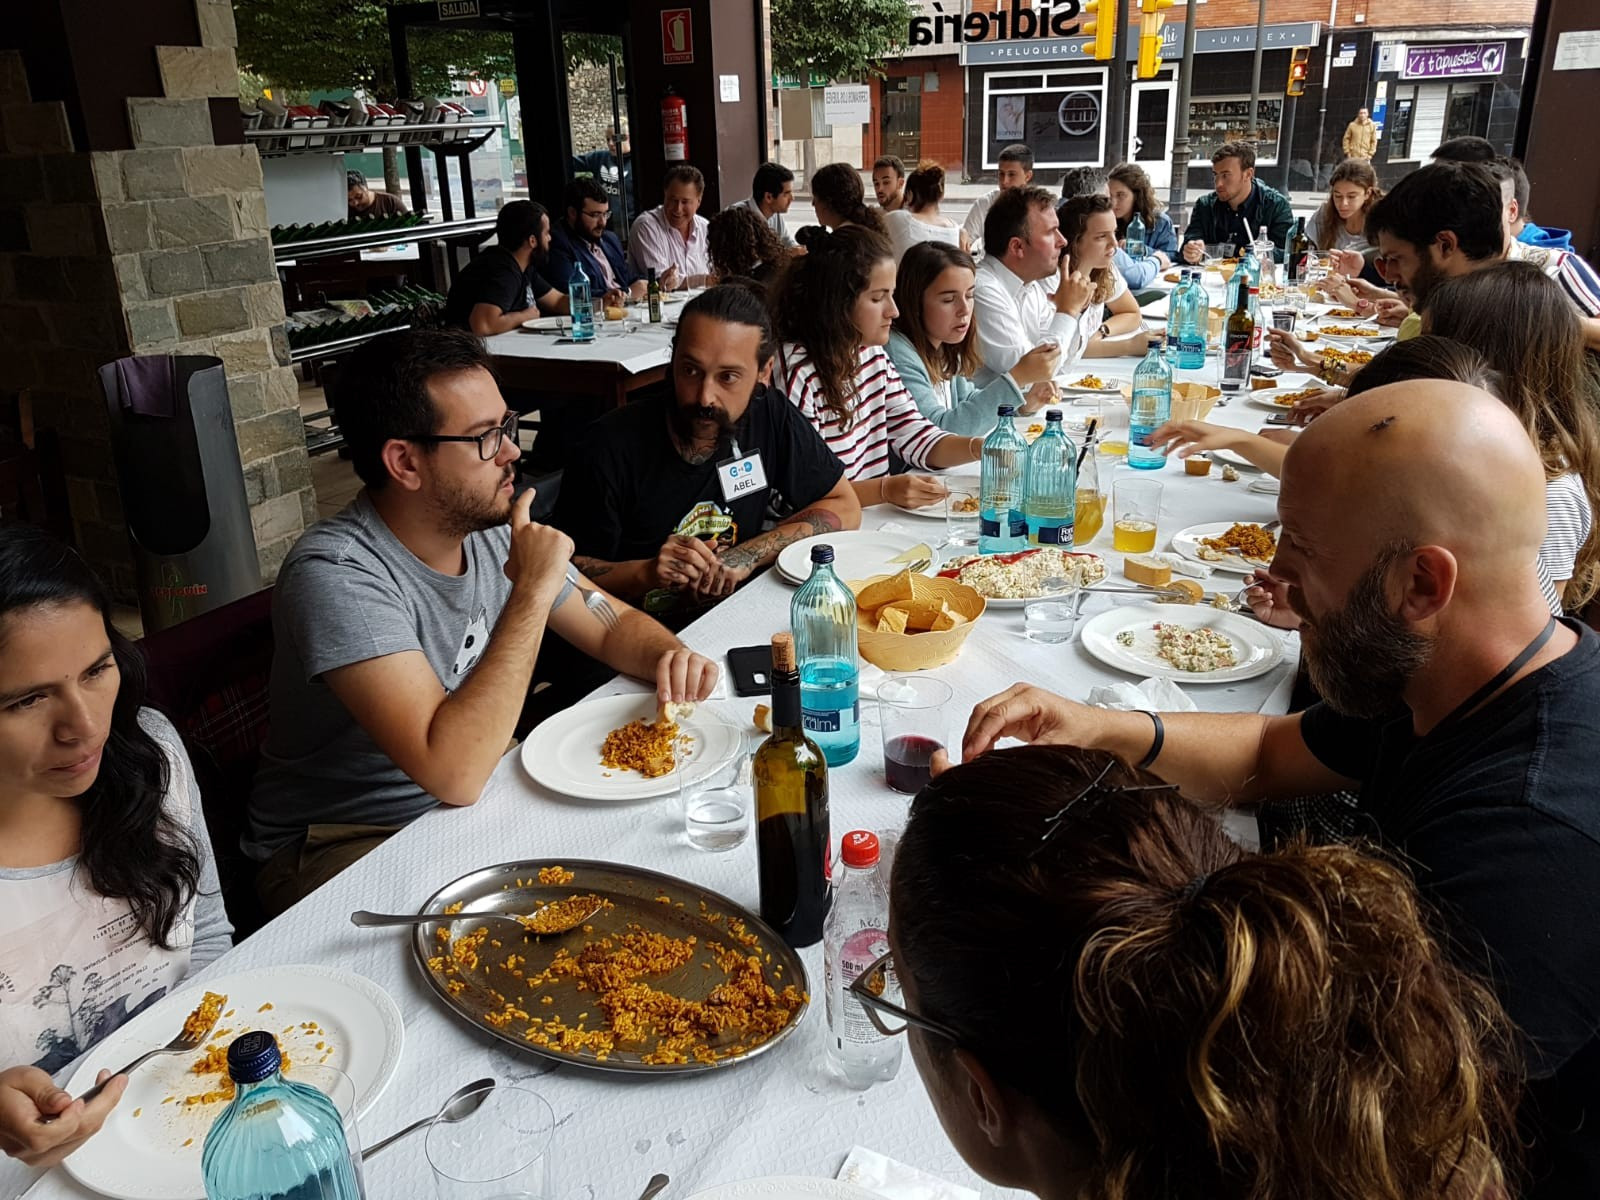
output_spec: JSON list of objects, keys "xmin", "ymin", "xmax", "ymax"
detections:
[{"xmin": 99, "ymin": 354, "xmax": 262, "ymax": 633}]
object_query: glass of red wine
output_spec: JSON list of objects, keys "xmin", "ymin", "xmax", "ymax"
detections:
[{"xmin": 878, "ymin": 675, "xmax": 954, "ymax": 795}]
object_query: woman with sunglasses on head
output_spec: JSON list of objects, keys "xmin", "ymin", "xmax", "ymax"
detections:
[
  {"xmin": 0, "ymin": 525, "xmax": 232, "ymax": 1177},
  {"xmin": 860, "ymin": 745, "xmax": 1518, "ymax": 1200}
]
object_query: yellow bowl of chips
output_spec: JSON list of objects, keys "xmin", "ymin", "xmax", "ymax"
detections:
[{"xmin": 848, "ymin": 570, "xmax": 986, "ymax": 671}]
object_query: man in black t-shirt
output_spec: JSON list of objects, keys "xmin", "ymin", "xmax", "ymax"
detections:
[
  {"xmin": 553, "ymin": 285, "xmax": 861, "ymax": 625},
  {"xmin": 949, "ymin": 380, "xmax": 1600, "ymax": 1198},
  {"xmin": 442, "ymin": 200, "xmax": 567, "ymax": 336}
]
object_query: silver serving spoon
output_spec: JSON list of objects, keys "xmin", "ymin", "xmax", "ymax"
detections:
[
  {"xmin": 363, "ymin": 1077, "xmax": 496, "ymax": 1161},
  {"xmin": 350, "ymin": 895, "xmax": 607, "ymax": 936}
]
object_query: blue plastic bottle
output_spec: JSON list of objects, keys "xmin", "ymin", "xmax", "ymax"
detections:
[
  {"xmin": 1129, "ymin": 337, "xmax": 1172, "ymax": 471},
  {"xmin": 569, "ymin": 263, "xmax": 594, "ymax": 343},
  {"xmin": 1177, "ymin": 274, "xmax": 1207, "ymax": 370},
  {"xmin": 202, "ymin": 1032, "xmax": 365, "ymax": 1200},
  {"xmin": 1126, "ymin": 213, "xmax": 1147, "ymax": 259},
  {"xmin": 1023, "ymin": 410, "xmax": 1076, "ymax": 547},
  {"xmin": 979, "ymin": 405, "xmax": 1029, "ymax": 554},
  {"xmin": 791, "ymin": 545, "xmax": 860, "ymax": 767}
]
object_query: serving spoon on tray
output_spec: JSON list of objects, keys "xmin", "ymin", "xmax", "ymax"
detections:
[{"xmin": 351, "ymin": 894, "xmax": 608, "ymax": 936}]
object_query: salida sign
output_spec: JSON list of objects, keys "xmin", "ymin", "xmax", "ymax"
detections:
[{"xmin": 910, "ymin": 0, "xmax": 1082, "ymax": 46}]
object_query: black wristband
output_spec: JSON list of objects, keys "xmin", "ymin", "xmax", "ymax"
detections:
[{"xmin": 1136, "ymin": 711, "xmax": 1165, "ymax": 769}]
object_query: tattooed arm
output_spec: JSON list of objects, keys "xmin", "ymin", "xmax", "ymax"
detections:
[
  {"xmin": 700, "ymin": 474, "xmax": 862, "ymax": 597},
  {"xmin": 571, "ymin": 533, "xmax": 727, "ymax": 604}
]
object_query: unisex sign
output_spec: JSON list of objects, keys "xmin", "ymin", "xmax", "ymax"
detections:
[{"xmin": 1401, "ymin": 42, "xmax": 1506, "ymax": 79}]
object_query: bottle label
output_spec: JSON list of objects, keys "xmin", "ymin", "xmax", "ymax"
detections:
[
  {"xmin": 1223, "ymin": 335, "xmax": 1252, "ymax": 384},
  {"xmin": 828, "ymin": 926, "xmax": 894, "ymax": 1048},
  {"xmin": 979, "ymin": 513, "xmax": 1002, "ymax": 538},
  {"xmin": 1035, "ymin": 520, "xmax": 1073, "ymax": 546},
  {"xmin": 1007, "ymin": 512, "xmax": 1028, "ymax": 539},
  {"xmin": 803, "ymin": 700, "xmax": 859, "ymax": 734}
]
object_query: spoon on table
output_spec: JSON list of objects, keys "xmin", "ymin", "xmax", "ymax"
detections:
[
  {"xmin": 350, "ymin": 895, "xmax": 608, "ymax": 936},
  {"xmin": 363, "ymin": 1077, "xmax": 495, "ymax": 1161},
  {"xmin": 637, "ymin": 1174, "xmax": 671, "ymax": 1200}
]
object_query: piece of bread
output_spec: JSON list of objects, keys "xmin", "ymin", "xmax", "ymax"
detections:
[
  {"xmin": 857, "ymin": 569, "xmax": 915, "ymax": 611},
  {"xmin": 753, "ymin": 704, "xmax": 772, "ymax": 733},
  {"xmin": 1250, "ymin": 377, "xmax": 1277, "ymax": 391},
  {"xmin": 1167, "ymin": 578, "xmax": 1205, "ymax": 603},
  {"xmin": 604, "ymin": 305, "xmax": 627, "ymax": 321},
  {"xmin": 875, "ymin": 605, "xmax": 910, "ymax": 634},
  {"xmin": 1124, "ymin": 554, "xmax": 1174, "ymax": 587},
  {"xmin": 656, "ymin": 700, "xmax": 695, "ymax": 727}
]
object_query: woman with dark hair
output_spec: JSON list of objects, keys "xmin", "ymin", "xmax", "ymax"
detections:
[
  {"xmin": 706, "ymin": 204, "xmax": 786, "ymax": 284},
  {"xmin": 886, "ymin": 242, "xmax": 1060, "ymax": 435},
  {"xmin": 1058, "ymin": 194, "xmax": 1151, "ymax": 358},
  {"xmin": 0, "ymin": 525, "xmax": 231, "ymax": 1171},
  {"xmin": 883, "ymin": 164, "xmax": 967, "ymax": 263},
  {"xmin": 874, "ymin": 746, "xmax": 1519, "ymax": 1200},
  {"xmin": 1107, "ymin": 162, "xmax": 1177, "ymax": 258},
  {"xmin": 808, "ymin": 163, "xmax": 888, "ymax": 237},
  {"xmin": 772, "ymin": 226, "xmax": 979, "ymax": 509}
]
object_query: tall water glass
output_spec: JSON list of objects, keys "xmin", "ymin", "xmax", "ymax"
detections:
[
  {"xmin": 678, "ymin": 720, "xmax": 752, "ymax": 852},
  {"xmin": 427, "ymin": 1084, "xmax": 556, "ymax": 1200}
]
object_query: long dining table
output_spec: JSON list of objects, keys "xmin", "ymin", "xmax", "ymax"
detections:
[{"xmin": 29, "ymin": 345, "xmax": 1302, "ymax": 1200}]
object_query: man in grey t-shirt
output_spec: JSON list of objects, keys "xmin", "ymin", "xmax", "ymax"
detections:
[{"xmin": 247, "ymin": 330, "xmax": 719, "ymax": 914}]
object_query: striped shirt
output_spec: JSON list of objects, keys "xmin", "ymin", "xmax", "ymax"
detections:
[
  {"xmin": 776, "ymin": 343, "xmax": 949, "ymax": 480},
  {"xmin": 1508, "ymin": 240, "xmax": 1600, "ymax": 319},
  {"xmin": 1538, "ymin": 472, "xmax": 1593, "ymax": 615}
]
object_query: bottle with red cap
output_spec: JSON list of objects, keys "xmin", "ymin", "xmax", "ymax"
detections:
[{"xmin": 823, "ymin": 830, "xmax": 903, "ymax": 1087}]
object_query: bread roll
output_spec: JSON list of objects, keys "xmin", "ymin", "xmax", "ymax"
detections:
[{"xmin": 1123, "ymin": 555, "xmax": 1173, "ymax": 587}]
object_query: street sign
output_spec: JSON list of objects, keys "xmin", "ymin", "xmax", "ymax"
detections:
[
  {"xmin": 823, "ymin": 84, "xmax": 872, "ymax": 126},
  {"xmin": 662, "ymin": 8, "xmax": 694, "ymax": 65},
  {"xmin": 436, "ymin": 0, "xmax": 479, "ymax": 19}
]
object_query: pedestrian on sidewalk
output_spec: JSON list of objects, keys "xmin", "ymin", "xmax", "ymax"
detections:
[{"xmin": 1342, "ymin": 108, "xmax": 1379, "ymax": 160}]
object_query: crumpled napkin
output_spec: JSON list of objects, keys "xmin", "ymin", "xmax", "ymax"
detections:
[
  {"xmin": 838, "ymin": 1146, "xmax": 979, "ymax": 1200},
  {"xmin": 1086, "ymin": 676, "xmax": 1197, "ymax": 713}
]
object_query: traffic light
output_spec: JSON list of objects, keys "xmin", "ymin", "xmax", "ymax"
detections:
[
  {"xmin": 1136, "ymin": 0, "xmax": 1172, "ymax": 79},
  {"xmin": 1287, "ymin": 46, "xmax": 1311, "ymax": 96},
  {"xmin": 1083, "ymin": 0, "xmax": 1117, "ymax": 63}
]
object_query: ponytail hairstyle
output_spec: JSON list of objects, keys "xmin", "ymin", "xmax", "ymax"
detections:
[
  {"xmin": 1107, "ymin": 162, "xmax": 1163, "ymax": 235},
  {"xmin": 770, "ymin": 224, "xmax": 896, "ymax": 428},
  {"xmin": 809, "ymin": 162, "xmax": 888, "ymax": 235},
  {"xmin": 903, "ymin": 162, "xmax": 947, "ymax": 213},
  {"xmin": 892, "ymin": 241, "xmax": 981, "ymax": 383},
  {"xmin": 1314, "ymin": 158, "xmax": 1384, "ymax": 251},
  {"xmin": 891, "ymin": 746, "xmax": 1520, "ymax": 1200},
  {"xmin": 707, "ymin": 203, "xmax": 786, "ymax": 281},
  {"xmin": 0, "ymin": 523, "xmax": 202, "ymax": 949},
  {"xmin": 1058, "ymin": 193, "xmax": 1119, "ymax": 306}
]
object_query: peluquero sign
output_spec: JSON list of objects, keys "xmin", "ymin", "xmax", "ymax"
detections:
[{"xmin": 909, "ymin": 0, "xmax": 1082, "ymax": 46}]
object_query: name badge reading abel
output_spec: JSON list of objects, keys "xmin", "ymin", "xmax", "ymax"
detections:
[{"xmin": 718, "ymin": 450, "xmax": 768, "ymax": 503}]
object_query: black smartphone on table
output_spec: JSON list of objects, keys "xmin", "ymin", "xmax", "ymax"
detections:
[{"xmin": 727, "ymin": 644, "xmax": 773, "ymax": 697}]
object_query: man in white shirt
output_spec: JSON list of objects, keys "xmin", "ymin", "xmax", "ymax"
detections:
[
  {"xmin": 628, "ymin": 164, "xmax": 712, "ymax": 289},
  {"xmin": 734, "ymin": 162, "xmax": 799, "ymax": 250},
  {"xmin": 972, "ymin": 186, "xmax": 1094, "ymax": 387},
  {"xmin": 962, "ymin": 144, "xmax": 1035, "ymax": 259}
]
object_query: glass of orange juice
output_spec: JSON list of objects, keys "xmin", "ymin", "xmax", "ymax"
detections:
[
  {"xmin": 1073, "ymin": 446, "xmax": 1107, "ymax": 545},
  {"xmin": 1112, "ymin": 478, "xmax": 1162, "ymax": 554}
]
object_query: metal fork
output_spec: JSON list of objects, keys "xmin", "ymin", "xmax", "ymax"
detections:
[
  {"xmin": 45, "ymin": 1010, "xmax": 219, "ymax": 1118},
  {"xmin": 901, "ymin": 558, "xmax": 930, "ymax": 575},
  {"xmin": 581, "ymin": 585, "xmax": 620, "ymax": 631}
]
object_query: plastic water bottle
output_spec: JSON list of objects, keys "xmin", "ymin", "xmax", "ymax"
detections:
[
  {"xmin": 1165, "ymin": 269, "xmax": 1192, "ymax": 363},
  {"xmin": 791, "ymin": 545, "xmax": 860, "ymax": 768},
  {"xmin": 1023, "ymin": 410, "xmax": 1076, "ymax": 547},
  {"xmin": 1253, "ymin": 223, "xmax": 1277, "ymax": 287},
  {"xmin": 823, "ymin": 831, "xmax": 903, "ymax": 1088},
  {"xmin": 202, "ymin": 1032, "xmax": 365, "ymax": 1200},
  {"xmin": 569, "ymin": 263, "xmax": 594, "ymax": 343},
  {"xmin": 979, "ymin": 405, "xmax": 1029, "ymax": 554},
  {"xmin": 1129, "ymin": 336, "xmax": 1172, "ymax": 471},
  {"xmin": 1126, "ymin": 212, "xmax": 1147, "ymax": 259},
  {"xmin": 1177, "ymin": 275, "xmax": 1207, "ymax": 369}
]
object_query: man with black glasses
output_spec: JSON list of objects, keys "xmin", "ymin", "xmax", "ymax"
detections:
[
  {"xmin": 248, "ymin": 329, "xmax": 715, "ymax": 914},
  {"xmin": 548, "ymin": 176, "xmax": 645, "ymax": 303}
]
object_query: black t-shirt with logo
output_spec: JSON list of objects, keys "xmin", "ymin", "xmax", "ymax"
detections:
[
  {"xmin": 552, "ymin": 382, "xmax": 845, "ymax": 622},
  {"xmin": 1300, "ymin": 622, "xmax": 1600, "ymax": 1199},
  {"xmin": 442, "ymin": 248, "xmax": 554, "ymax": 329}
]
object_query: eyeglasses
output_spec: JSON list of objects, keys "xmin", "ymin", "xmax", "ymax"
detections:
[
  {"xmin": 846, "ymin": 949, "xmax": 965, "ymax": 1043},
  {"xmin": 403, "ymin": 412, "xmax": 518, "ymax": 461}
]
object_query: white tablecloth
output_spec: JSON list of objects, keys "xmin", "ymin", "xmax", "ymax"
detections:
[
  {"xmin": 486, "ymin": 317, "xmax": 675, "ymax": 376},
  {"xmin": 25, "ymin": 355, "xmax": 1297, "ymax": 1200}
]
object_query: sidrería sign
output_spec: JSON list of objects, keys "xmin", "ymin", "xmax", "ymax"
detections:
[
  {"xmin": 1401, "ymin": 41, "xmax": 1506, "ymax": 79},
  {"xmin": 910, "ymin": 0, "xmax": 1081, "ymax": 47}
]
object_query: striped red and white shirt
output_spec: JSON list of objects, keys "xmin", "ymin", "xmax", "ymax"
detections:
[{"xmin": 776, "ymin": 343, "xmax": 950, "ymax": 480}]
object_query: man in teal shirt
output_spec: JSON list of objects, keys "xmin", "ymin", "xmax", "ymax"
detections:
[{"xmin": 1180, "ymin": 140, "xmax": 1294, "ymax": 263}]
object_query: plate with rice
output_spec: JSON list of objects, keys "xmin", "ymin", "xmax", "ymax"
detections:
[
  {"xmin": 1169, "ymin": 521, "xmax": 1278, "ymax": 575},
  {"xmin": 519, "ymin": 693, "xmax": 742, "ymax": 802},
  {"xmin": 1080, "ymin": 604, "xmax": 1284, "ymax": 683},
  {"xmin": 937, "ymin": 547, "xmax": 1107, "ymax": 607}
]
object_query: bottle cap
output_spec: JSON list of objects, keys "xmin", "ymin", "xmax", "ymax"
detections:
[
  {"xmin": 996, "ymin": 404, "xmax": 1016, "ymax": 417},
  {"xmin": 225, "ymin": 1031, "xmax": 281, "ymax": 1084},
  {"xmin": 810, "ymin": 544, "xmax": 835, "ymax": 564},
  {"xmin": 1045, "ymin": 409, "xmax": 1063, "ymax": 422},
  {"xmin": 841, "ymin": 830, "xmax": 880, "ymax": 868}
]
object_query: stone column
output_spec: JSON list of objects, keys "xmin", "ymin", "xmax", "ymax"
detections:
[{"xmin": 0, "ymin": 0, "xmax": 313, "ymax": 596}]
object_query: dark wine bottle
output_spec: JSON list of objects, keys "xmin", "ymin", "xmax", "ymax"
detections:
[
  {"xmin": 647, "ymin": 268, "xmax": 663, "ymax": 324},
  {"xmin": 1222, "ymin": 278, "xmax": 1254, "ymax": 392},
  {"xmin": 755, "ymin": 632, "xmax": 831, "ymax": 948},
  {"xmin": 1288, "ymin": 216, "xmax": 1311, "ymax": 284}
]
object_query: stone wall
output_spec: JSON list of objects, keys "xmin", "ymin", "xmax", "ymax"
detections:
[
  {"xmin": 0, "ymin": 0, "xmax": 312, "ymax": 595},
  {"xmin": 569, "ymin": 62, "xmax": 623, "ymax": 159}
]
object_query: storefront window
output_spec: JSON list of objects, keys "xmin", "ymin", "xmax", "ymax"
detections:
[
  {"xmin": 983, "ymin": 69, "xmax": 1108, "ymax": 168},
  {"xmin": 1188, "ymin": 96, "xmax": 1282, "ymax": 164}
]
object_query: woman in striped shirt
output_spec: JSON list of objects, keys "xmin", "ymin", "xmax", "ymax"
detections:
[{"xmin": 770, "ymin": 227, "xmax": 980, "ymax": 509}]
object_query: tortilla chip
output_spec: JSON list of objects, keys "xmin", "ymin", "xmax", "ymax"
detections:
[
  {"xmin": 931, "ymin": 602, "xmax": 970, "ymax": 631},
  {"xmin": 856, "ymin": 569, "xmax": 915, "ymax": 611},
  {"xmin": 898, "ymin": 599, "xmax": 946, "ymax": 632},
  {"xmin": 875, "ymin": 605, "xmax": 910, "ymax": 634}
]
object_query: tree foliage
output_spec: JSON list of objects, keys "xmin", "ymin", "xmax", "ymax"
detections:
[{"xmin": 769, "ymin": 0, "xmax": 914, "ymax": 81}]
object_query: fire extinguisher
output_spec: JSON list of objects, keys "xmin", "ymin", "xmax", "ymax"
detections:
[{"xmin": 662, "ymin": 86, "xmax": 688, "ymax": 163}]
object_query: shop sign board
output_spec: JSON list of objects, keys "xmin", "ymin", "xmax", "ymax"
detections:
[
  {"xmin": 961, "ymin": 20, "xmax": 1319, "ymax": 65},
  {"xmin": 823, "ymin": 85, "xmax": 872, "ymax": 126},
  {"xmin": 1401, "ymin": 41, "xmax": 1506, "ymax": 78}
]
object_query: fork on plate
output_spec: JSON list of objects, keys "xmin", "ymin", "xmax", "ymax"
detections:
[{"xmin": 43, "ymin": 1008, "xmax": 219, "ymax": 1119}]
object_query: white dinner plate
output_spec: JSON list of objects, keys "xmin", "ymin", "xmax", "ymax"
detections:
[
  {"xmin": 687, "ymin": 1179, "xmax": 879, "ymax": 1200},
  {"xmin": 885, "ymin": 497, "xmax": 952, "ymax": 521},
  {"xmin": 521, "ymin": 315, "xmax": 570, "ymax": 333},
  {"xmin": 1246, "ymin": 381, "xmax": 1330, "ymax": 412},
  {"xmin": 1080, "ymin": 603, "xmax": 1284, "ymax": 684},
  {"xmin": 519, "ymin": 693, "xmax": 741, "ymax": 802},
  {"xmin": 62, "ymin": 965, "xmax": 403, "ymax": 1200},
  {"xmin": 1169, "ymin": 521, "xmax": 1277, "ymax": 575},
  {"xmin": 936, "ymin": 549, "xmax": 1106, "ymax": 608},
  {"xmin": 1211, "ymin": 446, "xmax": 1257, "ymax": 469},
  {"xmin": 775, "ymin": 531, "xmax": 934, "ymax": 586},
  {"xmin": 1057, "ymin": 374, "xmax": 1130, "ymax": 395}
]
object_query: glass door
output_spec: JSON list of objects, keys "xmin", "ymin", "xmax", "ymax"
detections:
[
  {"xmin": 884, "ymin": 76, "xmax": 922, "ymax": 164},
  {"xmin": 1128, "ymin": 79, "xmax": 1176, "ymax": 188}
]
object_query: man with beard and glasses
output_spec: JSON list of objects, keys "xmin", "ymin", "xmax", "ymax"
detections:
[
  {"xmin": 247, "ymin": 330, "xmax": 717, "ymax": 914},
  {"xmin": 941, "ymin": 380, "xmax": 1600, "ymax": 1200},
  {"xmin": 553, "ymin": 285, "xmax": 860, "ymax": 625}
]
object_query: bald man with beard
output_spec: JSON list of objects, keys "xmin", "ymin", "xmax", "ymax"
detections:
[{"xmin": 946, "ymin": 380, "xmax": 1600, "ymax": 1198}]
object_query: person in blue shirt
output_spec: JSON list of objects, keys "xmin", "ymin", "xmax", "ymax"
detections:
[
  {"xmin": 1498, "ymin": 156, "xmax": 1573, "ymax": 252},
  {"xmin": 1109, "ymin": 163, "xmax": 1178, "ymax": 260},
  {"xmin": 1179, "ymin": 141, "xmax": 1294, "ymax": 264},
  {"xmin": 546, "ymin": 176, "xmax": 645, "ymax": 306}
]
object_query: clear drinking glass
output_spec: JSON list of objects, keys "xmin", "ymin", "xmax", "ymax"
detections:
[
  {"xmin": 677, "ymin": 720, "xmax": 752, "ymax": 852},
  {"xmin": 426, "ymin": 1084, "xmax": 555, "ymax": 1200},
  {"xmin": 877, "ymin": 676, "xmax": 953, "ymax": 795},
  {"xmin": 1270, "ymin": 307, "xmax": 1296, "ymax": 333},
  {"xmin": 1112, "ymin": 477, "xmax": 1163, "ymax": 554},
  {"xmin": 944, "ymin": 486, "xmax": 980, "ymax": 548}
]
